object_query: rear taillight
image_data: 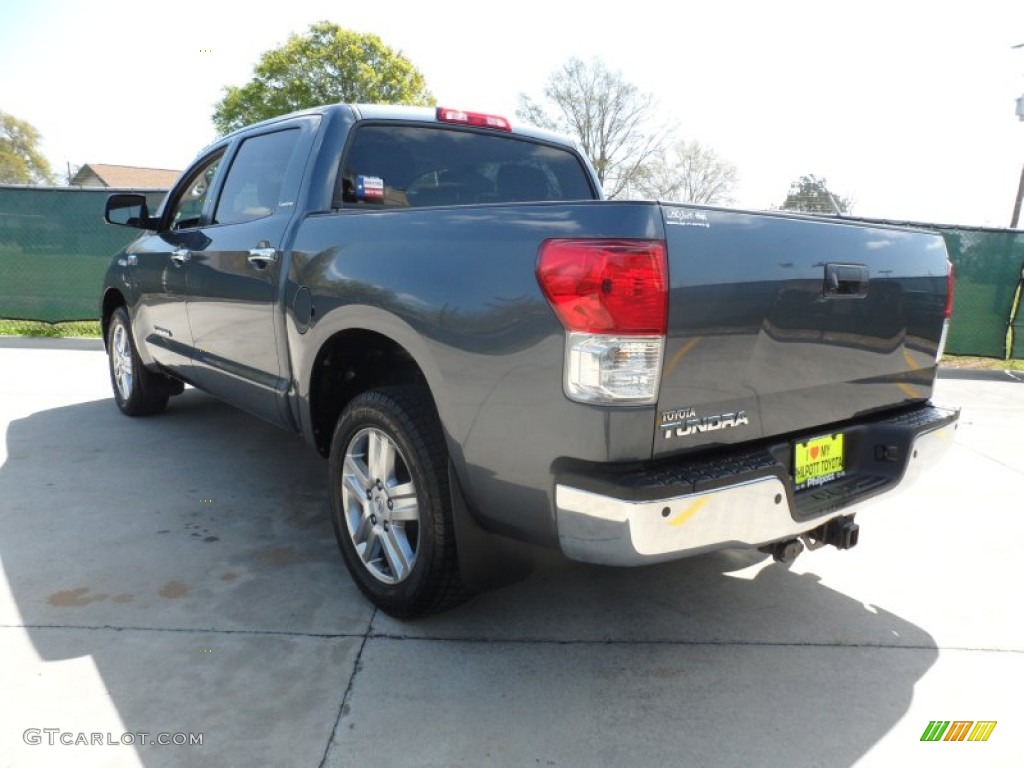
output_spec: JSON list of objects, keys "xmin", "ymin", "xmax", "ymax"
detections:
[
  {"xmin": 537, "ymin": 239, "xmax": 667, "ymax": 404},
  {"xmin": 436, "ymin": 107, "xmax": 511, "ymax": 131},
  {"xmin": 937, "ymin": 259, "xmax": 954, "ymax": 360},
  {"xmin": 537, "ymin": 240, "xmax": 667, "ymax": 334}
]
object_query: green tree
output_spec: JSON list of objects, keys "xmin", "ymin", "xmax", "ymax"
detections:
[
  {"xmin": 0, "ymin": 111, "xmax": 54, "ymax": 184},
  {"xmin": 517, "ymin": 58, "xmax": 666, "ymax": 199},
  {"xmin": 212, "ymin": 22, "xmax": 435, "ymax": 135},
  {"xmin": 780, "ymin": 174, "xmax": 852, "ymax": 214},
  {"xmin": 634, "ymin": 140, "xmax": 738, "ymax": 204}
]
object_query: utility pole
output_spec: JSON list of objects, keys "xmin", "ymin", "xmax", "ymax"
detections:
[{"xmin": 1013, "ymin": 164, "xmax": 1024, "ymax": 229}]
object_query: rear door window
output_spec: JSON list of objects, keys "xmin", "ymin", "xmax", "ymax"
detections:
[
  {"xmin": 214, "ymin": 129, "xmax": 301, "ymax": 225},
  {"xmin": 336, "ymin": 125, "xmax": 595, "ymax": 208}
]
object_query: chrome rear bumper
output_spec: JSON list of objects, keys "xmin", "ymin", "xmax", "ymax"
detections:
[{"xmin": 556, "ymin": 405, "xmax": 958, "ymax": 566}]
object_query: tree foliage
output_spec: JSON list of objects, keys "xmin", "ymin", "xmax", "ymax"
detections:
[
  {"xmin": 517, "ymin": 58, "xmax": 665, "ymax": 199},
  {"xmin": 212, "ymin": 22, "xmax": 435, "ymax": 135},
  {"xmin": 634, "ymin": 140, "xmax": 737, "ymax": 204},
  {"xmin": 0, "ymin": 111, "xmax": 54, "ymax": 185},
  {"xmin": 780, "ymin": 174, "xmax": 852, "ymax": 214}
]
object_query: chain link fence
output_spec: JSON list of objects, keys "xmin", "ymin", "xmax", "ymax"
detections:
[
  {"xmin": 2, "ymin": 185, "xmax": 1022, "ymax": 357},
  {"xmin": 0, "ymin": 185, "xmax": 166, "ymax": 323}
]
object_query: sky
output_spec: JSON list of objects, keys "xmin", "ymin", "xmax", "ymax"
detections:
[{"xmin": 3, "ymin": 0, "xmax": 1023, "ymax": 227}]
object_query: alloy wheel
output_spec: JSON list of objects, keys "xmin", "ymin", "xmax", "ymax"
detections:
[{"xmin": 340, "ymin": 427, "xmax": 421, "ymax": 584}]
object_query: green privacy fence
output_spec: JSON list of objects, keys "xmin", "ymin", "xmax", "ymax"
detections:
[
  {"xmin": 941, "ymin": 227, "xmax": 1024, "ymax": 359},
  {"xmin": 1, "ymin": 186, "xmax": 1023, "ymax": 357},
  {"xmin": 0, "ymin": 185, "xmax": 166, "ymax": 323},
  {"xmin": 852, "ymin": 218, "xmax": 1024, "ymax": 359}
]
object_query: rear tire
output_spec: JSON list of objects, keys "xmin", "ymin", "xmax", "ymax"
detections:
[
  {"xmin": 106, "ymin": 307, "xmax": 171, "ymax": 416},
  {"xmin": 328, "ymin": 386, "xmax": 468, "ymax": 618}
]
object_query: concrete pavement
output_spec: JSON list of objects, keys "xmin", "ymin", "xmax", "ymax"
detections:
[{"xmin": 0, "ymin": 339, "xmax": 1021, "ymax": 767}]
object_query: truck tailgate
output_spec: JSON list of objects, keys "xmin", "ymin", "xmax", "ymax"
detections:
[{"xmin": 655, "ymin": 205, "xmax": 949, "ymax": 456}]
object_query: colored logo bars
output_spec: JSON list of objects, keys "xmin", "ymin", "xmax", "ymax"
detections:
[{"xmin": 920, "ymin": 721, "xmax": 997, "ymax": 742}]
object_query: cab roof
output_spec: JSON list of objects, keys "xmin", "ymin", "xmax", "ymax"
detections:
[{"xmin": 211, "ymin": 103, "xmax": 577, "ymax": 152}]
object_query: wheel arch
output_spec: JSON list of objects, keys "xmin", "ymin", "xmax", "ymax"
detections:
[
  {"xmin": 100, "ymin": 288, "xmax": 127, "ymax": 345},
  {"xmin": 303, "ymin": 312, "xmax": 448, "ymax": 458}
]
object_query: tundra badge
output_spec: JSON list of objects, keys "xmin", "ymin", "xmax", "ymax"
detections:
[{"xmin": 660, "ymin": 407, "xmax": 749, "ymax": 439}]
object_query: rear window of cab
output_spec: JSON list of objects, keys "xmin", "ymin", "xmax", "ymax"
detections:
[{"xmin": 335, "ymin": 124, "xmax": 596, "ymax": 208}]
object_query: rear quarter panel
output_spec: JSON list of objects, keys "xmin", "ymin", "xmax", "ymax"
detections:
[{"xmin": 286, "ymin": 201, "xmax": 665, "ymax": 546}]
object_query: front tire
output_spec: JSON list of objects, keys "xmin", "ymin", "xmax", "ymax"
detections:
[
  {"xmin": 328, "ymin": 387, "xmax": 467, "ymax": 618},
  {"xmin": 106, "ymin": 307, "xmax": 170, "ymax": 416}
]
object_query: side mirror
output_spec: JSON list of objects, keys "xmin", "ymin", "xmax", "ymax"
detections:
[{"xmin": 105, "ymin": 193, "xmax": 158, "ymax": 229}]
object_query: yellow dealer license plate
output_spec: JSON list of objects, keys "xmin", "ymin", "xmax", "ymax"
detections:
[{"xmin": 794, "ymin": 433, "xmax": 845, "ymax": 491}]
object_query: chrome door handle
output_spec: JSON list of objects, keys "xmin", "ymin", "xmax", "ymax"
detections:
[
  {"xmin": 247, "ymin": 247, "xmax": 278, "ymax": 267},
  {"xmin": 170, "ymin": 248, "xmax": 191, "ymax": 265}
]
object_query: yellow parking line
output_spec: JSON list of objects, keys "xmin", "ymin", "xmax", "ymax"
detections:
[
  {"xmin": 898, "ymin": 348, "xmax": 921, "ymax": 398},
  {"xmin": 668, "ymin": 496, "xmax": 710, "ymax": 527},
  {"xmin": 897, "ymin": 382, "xmax": 919, "ymax": 398},
  {"xmin": 664, "ymin": 337, "xmax": 702, "ymax": 379}
]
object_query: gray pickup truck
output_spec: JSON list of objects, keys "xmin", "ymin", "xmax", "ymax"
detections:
[{"xmin": 101, "ymin": 104, "xmax": 958, "ymax": 617}]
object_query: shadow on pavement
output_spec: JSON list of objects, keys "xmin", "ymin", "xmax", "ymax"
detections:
[
  {"xmin": 1, "ymin": 391, "xmax": 369, "ymax": 767},
  {"xmin": 355, "ymin": 547, "xmax": 940, "ymax": 766},
  {"xmin": 1, "ymin": 390, "xmax": 938, "ymax": 767}
]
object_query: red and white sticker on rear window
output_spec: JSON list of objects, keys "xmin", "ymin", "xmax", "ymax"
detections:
[{"xmin": 356, "ymin": 175, "xmax": 384, "ymax": 199}]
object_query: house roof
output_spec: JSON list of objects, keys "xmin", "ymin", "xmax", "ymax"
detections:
[{"xmin": 72, "ymin": 163, "xmax": 181, "ymax": 188}]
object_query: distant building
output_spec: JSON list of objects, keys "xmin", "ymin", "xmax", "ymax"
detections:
[{"xmin": 71, "ymin": 164, "xmax": 180, "ymax": 189}]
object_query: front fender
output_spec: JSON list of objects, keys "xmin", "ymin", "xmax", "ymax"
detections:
[{"xmin": 100, "ymin": 262, "xmax": 148, "ymax": 361}]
